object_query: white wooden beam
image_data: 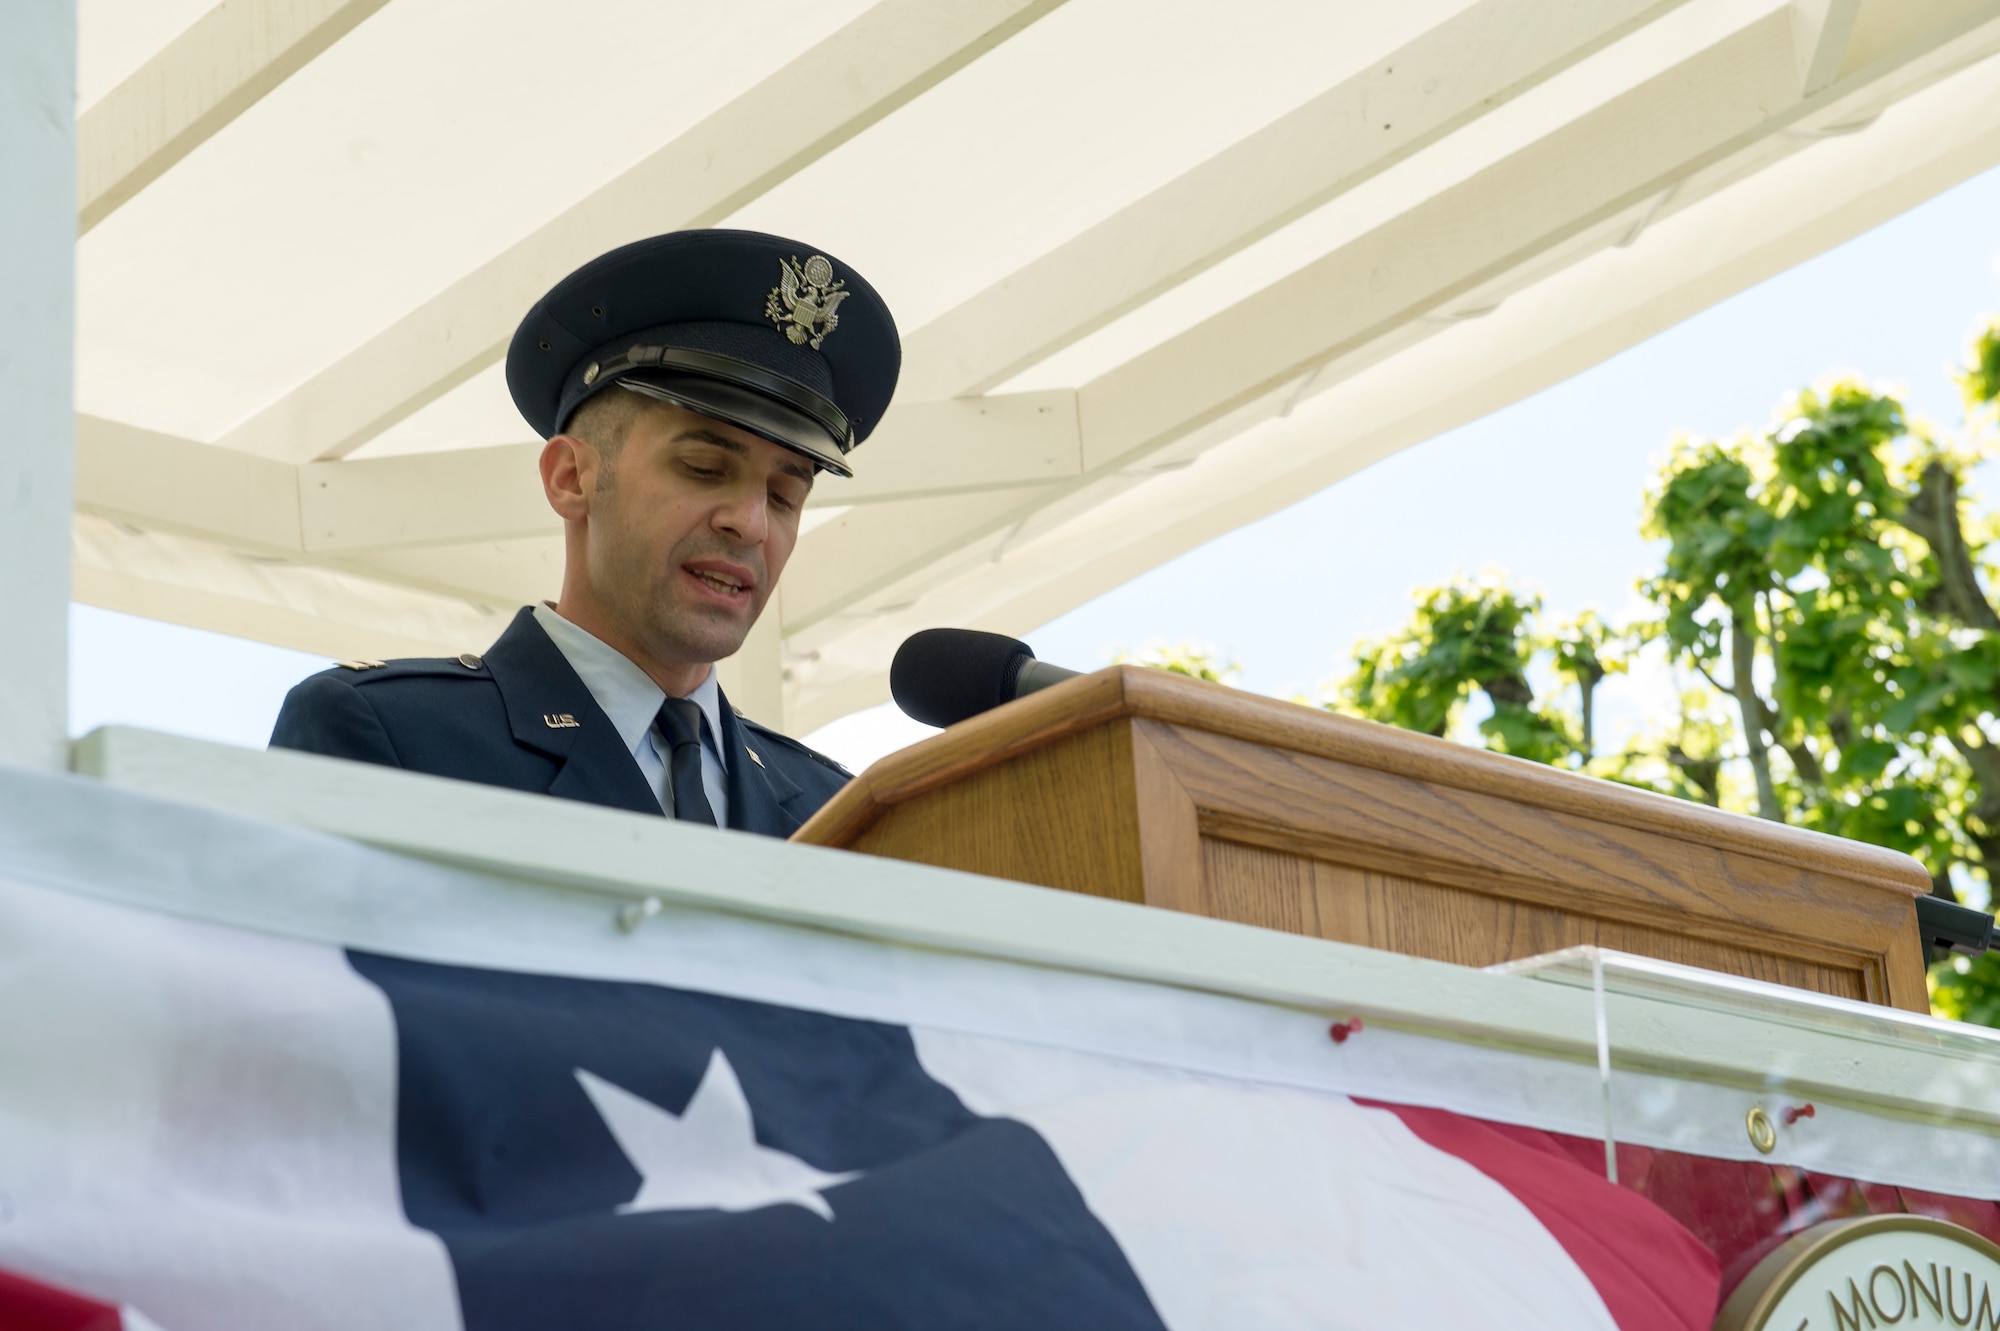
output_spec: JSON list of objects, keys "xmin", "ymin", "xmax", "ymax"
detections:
[
  {"xmin": 76, "ymin": 414, "xmax": 300, "ymax": 551},
  {"xmin": 298, "ymin": 445, "xmax": 548, "ymax": 553},
  {"xmin": 76, "ymin": 426, "xmax": 552, "ymax": 557},
  {"xmin": 778, "ymin": 13, "xmax": 1824, "ymax": 636},
  {"xmin": 786, "ymin": 4, "xmax": 1937, "ymax": 634},
  {"xmin": 781, "ymin": 485, "xmax": 1066, "ymax": 632},
  {"xmin": 78, "ymin": 0, "xmax": 392, "ymax": 234},
  {"xmin": 1077, "ymin": 11, "xmax": 1813, "ymax": 472},
  {"xmin": 334, "ymin": 538, "xmax": 561, "ymax": 609},
  {"xmin": 780, "ymin": 30, "xmax": 2000, "ymax": 733},
  {"xmin": 1079, "ymin": 0, "xmax": 2000, "ymax": 473},
  {"xmin": 71, "ymin": 512, "xmax": 509, "ymax": 661},
  {"xmin": 1794, "ymin": 0, "xmax": 1866, "ymax": 94},
  {"xmin": 896, "ymin": 0, "xmax": 1698, "ymax": 402},
  {"xmin": 1841, "ymin": 0, "xmax": 2000, "ymax": 86},
  {"xmin": 77, "ymin": 390, "xmax": 1080, "ymax": 557},
  {"xmin": 215, "ymin": 0, "xmax": 1070, "ymax": 465},
  {"xmin": 775, "ymin": 0, "xmax": 2000, "ymax": 676},
  {"xmin": 2, "ymin": 1, "xmax": 76, "ymax": 769},
  {"xmin": 69, "ymin": 0, "xmax": 2000, "ymax": 740},
  {"xmin": 811, "ymin": 391, "xmax": 1080, "ymax": 507}
]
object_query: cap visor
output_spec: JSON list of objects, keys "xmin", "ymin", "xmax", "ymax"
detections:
[{"xmin": 615, "ymin": 375, "xmax": 852, "ymax": 477}]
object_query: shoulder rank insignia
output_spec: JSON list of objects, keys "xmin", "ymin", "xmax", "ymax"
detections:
[
  {"xmin": 337, "ymin": 658, "xmax": 385, "ymax": 671},
  {"xmin": 765, "ymin": 254, "xmax": 848, "ymax": 349}
]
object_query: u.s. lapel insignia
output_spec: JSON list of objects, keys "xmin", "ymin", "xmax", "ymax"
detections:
[
  {"xmin": 543, "ymin": 713, "xmax": 580, "ymax": 729},
  {"xmin": 764, "ymin": 255, "xmax": 849, "ymax": 349}
]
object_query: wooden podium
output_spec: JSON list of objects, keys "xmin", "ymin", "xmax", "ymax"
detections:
[{"xmin": 794, "ymin": 666, "xmax": 1934, "ymax": 1012}]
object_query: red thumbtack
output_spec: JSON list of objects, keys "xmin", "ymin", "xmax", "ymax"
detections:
[
  {"xmin": 1781, "ymin": 1103, "xmax": 1816, "ymax": 1126},
  {"xmin": 1328, "ymin": 1018, "xmax": 1365, "ymax": 1044}
]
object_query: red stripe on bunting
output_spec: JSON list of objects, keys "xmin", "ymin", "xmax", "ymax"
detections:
[
  {"xmin": 1364, "ymin": 1103, "xmax": 1721, "ymax": 1330},
  {"xmin": 0, "ymin": 1266, "xmax": 125, "ymax": 1331}
]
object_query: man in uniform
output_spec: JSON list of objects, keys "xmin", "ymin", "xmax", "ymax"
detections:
[{"xmin": 270, "ymin": 229, "xmax": 897, "ymax": 837}]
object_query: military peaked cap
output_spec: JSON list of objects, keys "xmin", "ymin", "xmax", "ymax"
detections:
[{"xmin": 506, "ymin": 229, "xmax": 900, "ymax": 477}]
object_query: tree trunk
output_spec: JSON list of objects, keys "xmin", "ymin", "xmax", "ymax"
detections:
[
  {"xmin": 1667, "ymin": 747, "xmax": 1722, "ymax": 806},
  {"xmin": 1952, "ymin": 733, "xmax": 2000, "ymax": 883},
  {"xmin": 1479, "ymin": 671, "xmax": 1535, "ymax": 708},
  {"xmin": 1783, "ymin": 740, "xmax": 1825, "ymax": 788},
  {"xmin": 1760, "ymin": 591, "xmax": 1824, "ymax": 792},
  {"xmin": 1571, "ymin": 662, "xmax": 1605, "ymax": 762},
  {"xmin": 1580, "ymin": 682, "xmax": 1596, "ymax": 762},
  {"xmin": 1907, "ymin": 463, "xmax": 2000, "ymax": 895},
  {"xmin": 1905, "ymin": 461, "xmax": 2000, "ymax": 630},
  {"xmin": 1730, "ymin": 615, "xmax": 1784, "ymax": 821}
]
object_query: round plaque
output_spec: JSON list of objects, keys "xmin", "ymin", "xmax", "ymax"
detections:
[{"xmin": 1716, "ymin": 1215, "xmax": 2000, "ymax": 1330}]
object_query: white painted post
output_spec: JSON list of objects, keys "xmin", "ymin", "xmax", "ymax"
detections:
[
  {"xmin": 0, "ymin": 2, "xmax": 76, "ymax": 768},
  {"xmin": 714, "ymin": 594, "xmax": 791, "ymax": 733}
]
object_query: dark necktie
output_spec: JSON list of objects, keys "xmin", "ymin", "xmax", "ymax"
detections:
[{"xmin": 656, "ymin": 697, "xmax": 717, "ymax": 826}]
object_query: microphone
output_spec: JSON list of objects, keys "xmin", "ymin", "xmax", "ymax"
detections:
[
  {"xmin": 890, "ymin": 629, "xmax": 1082, "ymax": 728},
  {"xmin": 1917, "ymin": 895, "xmax": 1997, "ymax": 956}
]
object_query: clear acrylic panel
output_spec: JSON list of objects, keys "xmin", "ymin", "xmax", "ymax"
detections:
[{"xmin": 1489, "ymin": 947, "xmax": 2000, "ymax": 1195}]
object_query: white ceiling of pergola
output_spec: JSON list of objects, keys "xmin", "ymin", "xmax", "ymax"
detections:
[{"xmin": 70, "ymin": 0, "xmax": 2000, "ymax": 733}]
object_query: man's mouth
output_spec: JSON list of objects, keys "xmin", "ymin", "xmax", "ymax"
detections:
[{"xmin": 683, "ymin": 562, "xmax": 755, "ymax": 602}]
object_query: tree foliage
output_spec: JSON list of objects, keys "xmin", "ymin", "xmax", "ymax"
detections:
[
  {"xmin": 1636, "ymin": 378, "xmax": 1976, "ymax": 883},
  {"xmin": 1932, "ymin": 951, "xmax": 2000, "ymax": 1027},
  {"xmin": 1330, "ymin": 575, "xmax": 1600, "ymax": 766},
  {"xmin": 1313, "ymin": 319, "xmax": 2000, "ymax": 1019}
]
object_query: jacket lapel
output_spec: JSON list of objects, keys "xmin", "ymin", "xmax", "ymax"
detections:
[
  {"xmin": 720, "ymin": 695, "xmax": 806, "ymax": 837},
  {"xmin": 483, "ymin": 608, "xmax": 663, "ymax": 817}
]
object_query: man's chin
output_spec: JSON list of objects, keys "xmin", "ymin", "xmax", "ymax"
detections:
[{"xmin": 655, "ymin": 602, "xmax": 758, "ymax": 664}]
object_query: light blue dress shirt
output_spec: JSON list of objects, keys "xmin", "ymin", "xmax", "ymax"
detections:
[{"xmin": 533, "ymin": 604, "xmax": 729, "ymax": 825}]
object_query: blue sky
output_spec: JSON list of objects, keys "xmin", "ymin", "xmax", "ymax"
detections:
[{"xmin": 71, "ymin": 163, "xmax": 2000, "ymax": 766}]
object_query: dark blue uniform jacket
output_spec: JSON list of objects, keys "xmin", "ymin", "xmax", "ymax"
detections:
[{"xmin": 270, "ymin": 607, "xmax": 848, "ymax": 838}]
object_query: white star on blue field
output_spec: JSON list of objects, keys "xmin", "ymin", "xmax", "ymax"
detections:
[{"xmin": 576, "ymin": 1050, "xmax": 860, "ymax": 1222}]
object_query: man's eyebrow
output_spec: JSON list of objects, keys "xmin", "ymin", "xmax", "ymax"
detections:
[
  {"xmin": 675, "ymin": 429, "xmax": 747, "ymax": 454},
  {"xmin": 676, "ymin": 429, "xmax": 816, "ymax": 487}
]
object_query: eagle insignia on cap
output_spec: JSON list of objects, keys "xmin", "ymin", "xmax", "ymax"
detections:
[{"xmin": 765, "ymin": 255, "xmax": 849, "ymax": 349}]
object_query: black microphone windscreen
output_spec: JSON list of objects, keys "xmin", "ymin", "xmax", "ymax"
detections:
[{"xmin": 891, "ymin": 629, "xmax": 1034, "ymax": 728}]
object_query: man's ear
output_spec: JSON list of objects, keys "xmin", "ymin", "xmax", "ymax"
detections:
[{"xmin": 541, "ymin": 435, "xmax": 593, "ymax": 522}]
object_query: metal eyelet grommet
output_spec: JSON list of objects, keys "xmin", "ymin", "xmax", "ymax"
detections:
[
  {"xmin": 1746, "ymin": 1105, "xmax": 1777, "ymax": 1154},
  {"xmin": 538, "ymin": 340, "xmax": 552, "ymax": 351}
]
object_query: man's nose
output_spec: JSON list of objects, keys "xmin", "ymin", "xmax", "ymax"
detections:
[{"xmin": 713, "ymin": 482, "xmax": 769, "ymax": 543}]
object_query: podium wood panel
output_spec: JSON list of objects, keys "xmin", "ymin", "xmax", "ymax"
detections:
[{"xmin": 795, "ymin": 667, "xmax": 1933, "ymax": 1010}]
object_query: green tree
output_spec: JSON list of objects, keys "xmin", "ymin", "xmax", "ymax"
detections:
[
  {"xmin": 1545, "ymin": 609, "xmax": 1627, "ymax": 760},
  {"xmin": 1329, "ymin": 574, "xmax": 1583, "ymax": 766},
  {"xmin": 1932, "ymin": 950, "xmax": 2000, "ymax": 1026},
  {"xmin": 1639, "ymin": 376, "xmax": 1984, "ymax": 896},
  {"xmin": 1318, "ymin": 314, "xmax": 2000, "ymax": 1020},
  {"xmin": 1642, "ymin": 436, "xmax": 1785, "ymax": 817},
  {"xmin": 1598, "ymin": 686, "xmax": 1741, "ymax": 809}
]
